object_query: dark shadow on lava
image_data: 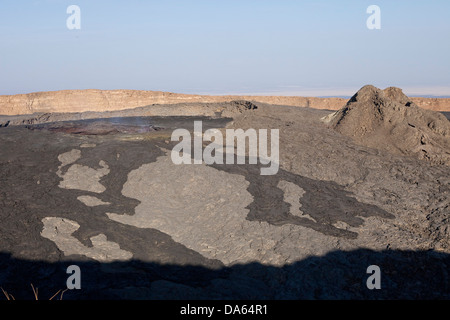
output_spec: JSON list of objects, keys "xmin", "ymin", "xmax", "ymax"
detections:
[{"xmin": 0, "ymin": 249, "xmax": 448, "ymax": 300}]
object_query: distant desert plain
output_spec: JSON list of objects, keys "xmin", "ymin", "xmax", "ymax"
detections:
[{"xmin": 1, "ymin": 88, "xmax": 450, "ymax": 115}]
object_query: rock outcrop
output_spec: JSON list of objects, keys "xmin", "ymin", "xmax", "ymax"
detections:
[{"xmin": 325, "ymin": 85, "xmax": 450, "ymax": 165}]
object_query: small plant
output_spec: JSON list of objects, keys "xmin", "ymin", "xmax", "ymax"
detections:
[{"xmin": 1, "ymin": 284, "xmax": 68, "ymax": 300}]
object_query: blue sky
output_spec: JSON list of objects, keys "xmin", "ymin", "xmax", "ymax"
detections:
[{"xmin": 0, "ymin": 0, "xmax": 449, "ymax": 96}]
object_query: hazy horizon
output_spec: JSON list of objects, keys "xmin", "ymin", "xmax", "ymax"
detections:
[
  {"xmin": 2, "ymin": 87, "xmax": 450, "ymax": 99},
  {"xmin": 1, "ymin": 1, "xmax": 449, "ymax": 97}
]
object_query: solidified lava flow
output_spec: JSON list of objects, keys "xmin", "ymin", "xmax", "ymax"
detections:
[{"xmin": 26, "ymin": 119, "xmax": 164, "ymax": 135}]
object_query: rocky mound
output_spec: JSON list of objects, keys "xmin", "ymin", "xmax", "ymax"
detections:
[{"xmin": 324, "ymin": 85, "xmax": 450, "ymax": 165}]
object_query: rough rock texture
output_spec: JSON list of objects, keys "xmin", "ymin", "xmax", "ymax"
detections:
[
  {"xmin": 0, "ymin": 96, "xmax": 449, "ymax": 300},
  {"xmin": 1, "ymin": 89, "xmax": 449, "ymax": 116},
  {"xmin": 41, "ymin": 217, "xmax": 133, "ymax": 262},
  {"xmin": 325, "ymin": 85, "xmax": 450, "ymax": 165}
]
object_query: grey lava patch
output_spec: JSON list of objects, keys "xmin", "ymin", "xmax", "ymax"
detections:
[{"xmin": 210, "ymin": 162, "xmax": 394, "ymax": 239}]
